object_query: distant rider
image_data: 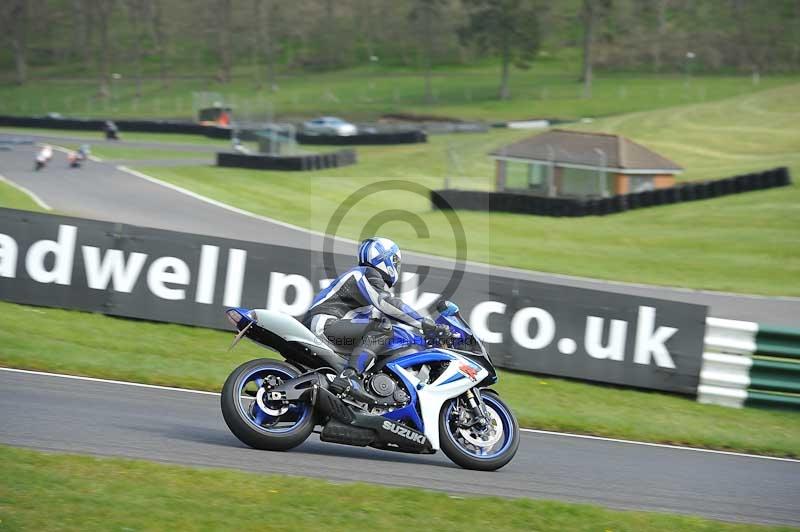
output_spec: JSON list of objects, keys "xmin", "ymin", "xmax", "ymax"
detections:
[
  {"xmin": 68, "ymin": 144, "xmax": 91, "ymax": 168},
  {"xmin": 34, "ymin": 144, "xmax": 53, "ymax": 171},
  {"xmin": 302, "ymin": 237, "xmax": 446, "ymax": 403}
]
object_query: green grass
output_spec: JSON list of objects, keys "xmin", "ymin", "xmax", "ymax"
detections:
[
  {"xmin": 3, "ymin": 446, "xmax": 791, "ymax": 532},
  {"xmin": 133, "ymin": 83, "xmax": 800, "ymax": 296},
  {"xmin": 59, "ymin": 143, "xmax": 214, "ymax": 161},
  {"xmin": 1, "ymin": 51, "xmax": 797, "ymax": 121},
  {"xmin": 1, "ymin": 301, "xmax": 798, "ymax": 457},
  {"xmin": 0, "ymin": 126, "xmax": 228, "ymax": 147},
  {"xmin": 0, "ymin": 178, "xmax": 48, "ymax": 213}
]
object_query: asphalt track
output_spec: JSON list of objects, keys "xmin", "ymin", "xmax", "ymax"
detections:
[
  {"xmin": 1, "ymin": 138, "xmax": 798, "ymax": 326},
  {"xmin": 1, "ymin": 369, "xmax": 798, "ymax": 526},
  {"xmin": 2, "ymin": 140, "xmax": 800, "ymax": 526}
]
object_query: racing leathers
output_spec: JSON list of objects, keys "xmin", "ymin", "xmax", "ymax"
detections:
[{"xmin": 302, "ymin": 265, "xmax": 431, "ymax": 401}]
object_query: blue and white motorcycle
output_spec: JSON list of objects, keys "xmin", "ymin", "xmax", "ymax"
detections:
[{"xmin": 221, "ymin": 300, "xmax": 519, "ymax": 471}]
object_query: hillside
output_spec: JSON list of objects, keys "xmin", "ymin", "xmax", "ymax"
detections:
[{"xmin": 1, "ymin": 53, "xmax": 797, "ymax": 122}]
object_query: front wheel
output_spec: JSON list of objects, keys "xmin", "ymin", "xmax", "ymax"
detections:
[
  {"xmin": 221, "ymin": 358, "xmax": 314, "ymax": 451},
  {"xmin": 439, "ymin": 390, "xmax": 519, "ymax": 471}
]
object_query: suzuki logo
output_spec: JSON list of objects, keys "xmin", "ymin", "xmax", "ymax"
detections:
[{"xmin": 382, "ymin": 420, "xmax": 426, "ymax": 445}]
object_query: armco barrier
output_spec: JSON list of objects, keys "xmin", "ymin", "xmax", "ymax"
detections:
[
  {"xmin": 698, "ymin": 318, "xmax": 800, "ymax": 409},
  {"xmin": 297, "ymin": 130, "xmax": 426, "ymax": 145},
  {"xmin": 216, "ymin": 149, "xmax": 356, "ymax": 171},
  {"xmin": 432, "ymin": 167, "xmax": 792, "ymax": 218}
]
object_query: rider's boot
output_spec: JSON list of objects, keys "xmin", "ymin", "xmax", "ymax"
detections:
[
  {"xmin": 329, "ymin": 320, "xmax": 391, "ymax": 404},
  {"xmin": 328, "ymin": 367, "xmax": 375, "ymax": 403}
]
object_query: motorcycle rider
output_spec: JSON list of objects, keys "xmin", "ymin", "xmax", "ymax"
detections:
[
  {"xmin": 302, "ymin": 237, "xmax": 447, "ymax": 403},
  {"xmin": 34, "ymin": 144, "xmax": 53, "ymax": 171}
]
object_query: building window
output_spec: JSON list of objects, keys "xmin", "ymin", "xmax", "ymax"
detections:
[
  {"xmin": 504, "ymin": 161, "xmax": 547, "ymax": 193},
  {"xmin": 559, "ymin": 167, "xmax": 613, "ymax": 197},
  {"xmin": 629, "ymin": 176, "xmax": 655, "ymax": 193}
]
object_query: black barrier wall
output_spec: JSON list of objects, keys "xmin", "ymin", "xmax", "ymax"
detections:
[
  {"xmin": 0, "ymin": 208, "xmax": 707, "ymax": 394},
  {"xmin": 297, "ymin": 130, "xmax": 427, "ymax": 145},
  {"xmin": 0, "ymin": 114, "xmax": 217, "ymax": 136},
  {"xmin": 432, "ymin": 167, "xmax": 792, "ymax": 217},
  {"xmin": 0, "ymin": 115, "xmax": 429, "ymax": 145},
  {"xmin": 217, "ymin": 150, "xmax": 357, "ymax": 171}
]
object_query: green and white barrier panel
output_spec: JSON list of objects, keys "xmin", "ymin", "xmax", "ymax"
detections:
[{"xmin": 699, "ymin": 318, "xmax": 800, "ymax": 409}]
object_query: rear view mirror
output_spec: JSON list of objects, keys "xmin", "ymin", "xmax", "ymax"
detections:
[{"xmin": 436, "ymin": 300, "xmax": 459, "ymax": 317}]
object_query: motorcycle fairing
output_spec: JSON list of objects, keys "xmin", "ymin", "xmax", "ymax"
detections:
[
  {"xmin": 384, "ymin": 349, "xmax": 488, "ymax": 451},
  {"xmin": 226, "ymin": 307, "xmax": 346, "ymax": 372}
]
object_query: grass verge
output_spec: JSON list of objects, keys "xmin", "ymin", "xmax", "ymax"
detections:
[
  {"xmin": 0, "ymin": 445, "xmax": 793, "ymax": 532},
  {"xmin": 0, "ymin": 177, "xmax": 48, "ymax": 213},
  {"xmin": 133, "ymin": 84, "xmax": 800, "ymax": 295},
  {"xmin": 59, "ymin": 143, "xmax": 215, "ymax": 161},
  {"xmin": 1, "ymin": 301, "xmax": 797, "ymax": 458}
]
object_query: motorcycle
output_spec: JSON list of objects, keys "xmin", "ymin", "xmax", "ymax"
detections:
[{"xmin": 220, "ymin": 300, "xmax": 519, "ymax": 471}]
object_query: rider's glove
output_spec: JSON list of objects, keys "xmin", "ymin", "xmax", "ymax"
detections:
[{"xmin": 421, "ymin": 318, "xmax": 451, "ymax": 341}]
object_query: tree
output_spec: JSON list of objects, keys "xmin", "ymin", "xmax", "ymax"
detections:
[
  {"xmin": 651, "ymin": 0, "xmax": 668, "ymax": 72},
  {"xmin": 150, "ymin": 0, "xmax": 170, "ymax": 88},
  {"xmin": 580, "ymin": 0, "xmax": 595, "ymax": 96},
  {"xmin": 252, "ymin": 0, "xmax": 278, "ymax": 90},
  {"xmin": 579, "ymin": 0, "xmax": 611, "ymax": 97},
  {"xmin": 217, "ymin": 0, "xmax": 233, "ymax": 82},
  {"xmin": 94, "ymin": 0, "xmax": 114, "ymax": 98},
  {"xmin": 7, "ymin": 0, "xmax": 29, "ymax": 85},
  {"xmin": 125, "ymin": 0, "xmax": 148, "ymax": 98},
  {"xmin": 71, "ymin": 0, "xmax": 95, "ymax": 73},
  {"xmin": 409, "ymin": 0, "xmax": 448, "ymax": 103},
  {"xmin": 460, "ymin": 0, "xmax": 541, "ymax": 100}
]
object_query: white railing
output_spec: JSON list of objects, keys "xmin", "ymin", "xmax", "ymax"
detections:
[{"xmin": 697, "ymin": 317, "xmax": 757, "ymax": 408}]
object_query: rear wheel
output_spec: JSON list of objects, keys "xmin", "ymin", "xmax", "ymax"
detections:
[
  {"xmin": 439, "ymin": 390, "xmax": 519, "ymax": 471},
  {"xmin": 221, "ymin": 359, "xmax": 314, "ymax": 451}
]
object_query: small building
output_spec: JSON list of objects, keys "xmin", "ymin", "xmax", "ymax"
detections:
[
  {"xmin": 197, "ymin": 104, "xmax": 233, "ymax": 126},
  {"xmin": 490, "ymin": 129, "xmax": 683, "ymax": 198}
]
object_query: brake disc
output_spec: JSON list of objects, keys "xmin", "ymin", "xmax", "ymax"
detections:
[
  {"xmin": 458, "ymin": 407, "xmax": 503, "ymax": 448},
  {"xmin": 255, "ymin": 387, "xmax": 290, "ymax": 417}
]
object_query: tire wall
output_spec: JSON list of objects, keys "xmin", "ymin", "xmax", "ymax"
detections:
[{"xmin": 432, "ymin": 168, "xmax": 792, "ymax": 217}]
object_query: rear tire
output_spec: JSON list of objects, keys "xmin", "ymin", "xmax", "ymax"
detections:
[
  {"xmin": 439, "ymin": 390, "xmax": 519, "ymax": 471},
  {"xmin": 221, "ymin": 358, "xmax": 314, "ymax": 451}
]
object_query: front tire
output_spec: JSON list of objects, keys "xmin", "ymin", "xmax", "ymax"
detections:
[
  {"xmin": 439, "ymin": 390, "xmax": 519, "ymax": 471},
  {"xmin": 221, "ymin": 358, "xmax": 314, "ymax": 451}
]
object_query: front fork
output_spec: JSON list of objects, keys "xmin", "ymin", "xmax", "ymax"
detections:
[{"xmin": 459, "ymin": 388, "xmax": 490, "ymax": 429}]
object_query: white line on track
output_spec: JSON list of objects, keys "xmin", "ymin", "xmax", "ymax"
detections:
[
  {"xmin": 116, "ymin": 165, "xmax": 344, "ymax": 240},
  {"xmin": 114, "ymin": 164, "xmax": 799, "ymax": 303},
  {"xmin": 518, "ymin": 428, "xmax": 800, "ymax": 463},
  {"xmin": 3, "ymin": 366, "xmax": 798, "ymax": 464},
  {"xmin": 0, "ymin": 172, "xmax": 52, "ymax": 211},
  {"xmin": 1, "ymin": 367, "xmax": 219, "ymax": 397}
]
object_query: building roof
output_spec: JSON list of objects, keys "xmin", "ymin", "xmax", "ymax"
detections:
[{"xmin": 489, "ymin": 129, "xmax": 683, "ymax": 173}]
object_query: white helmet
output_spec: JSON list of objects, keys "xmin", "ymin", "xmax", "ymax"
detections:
[{"xmin": 358, "ymin": 237, "xmax": 401, "ymax": 287}]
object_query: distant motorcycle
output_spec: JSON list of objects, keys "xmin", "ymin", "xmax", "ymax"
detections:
[
  {"xmin": 221, "ymin": 300, "xmax": 519, "ymax": 471},
  {"xmin": 34, "ymin": 145, "xmax": 53, "ymax": 171},
  {"xmin": 68, "ymin": 145, "xmax": 91, "ymax": 168},
  {"xmin": 104, "ymin": 120, "xmax": 120, "ymax": 141}
]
